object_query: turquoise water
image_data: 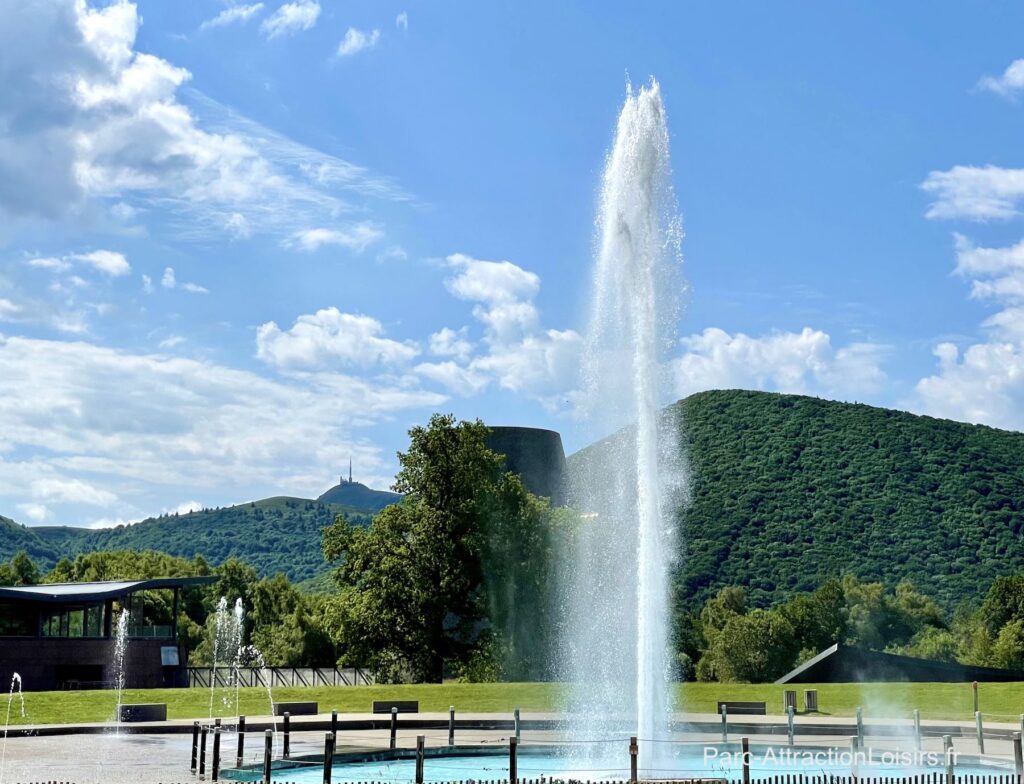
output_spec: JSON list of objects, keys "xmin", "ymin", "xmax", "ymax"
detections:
[{"xmin": 252, "ymin": 744, "xmax": 1014, "ymax": 783}]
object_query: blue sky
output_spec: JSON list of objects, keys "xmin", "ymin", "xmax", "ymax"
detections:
[{"xmin": 4, "ymin": 1, "xmax": 1024, "ymax": 527}]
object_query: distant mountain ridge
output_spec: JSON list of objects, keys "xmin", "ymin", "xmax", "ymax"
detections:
[
  {"xmin": 8, "ymin": 390, "xmax": 1024, "ymax": 609},
  {"xmin": 0, "ymin": 482, "xmax": 401, "ymax": 583}
]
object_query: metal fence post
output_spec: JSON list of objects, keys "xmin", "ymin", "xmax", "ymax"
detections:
[
  {"xmin": 448, "ymin": 705, "xmax": 455, "ymax": 746},
  {"xmin": 212, "ymin": 726, "xmax": 221, "ymax": 782},
  {"xmin": 629, "ymin": 735, "xmax": 638, "ymax": 784},
  {"xmin": 509, "ymin": 735, "xmax": 518, "ymax": 783},
  {"xmin": 850, "ymin": 736, "xmax": 859, "ymax": 780},
  {"xmin": 323, "ymin": 731, "xmax": 335, "ymax": 784},
  {"xmin": 913, "ymin": 709, "xmax": 921, "ymax": 752},
  {"xmin": 856, "ymin": 706, "xmax": 864, "ymax": 748},
  {"xmin": 331, "ymin": 709, "xmax": 338, "ymax": 743},
  {"xmin": 199, "ymin": 725, "xmax": 208, "ymax": 780},
  {"xmin": 741, "ymin": 736, "xmax": 750, "ymax": 784},
  {"xmin": 390, "ymin": 706, "xmax": 398, "ymax": 750},
  {"xmin": 514, "ymin": 707, "xmax": 521, "ymax": 742},
  {"xmin": 283, "ymin": 711, "xmax": 291, "ymax": 759},
  {"xmin": 262, "ymin": 729, "xmax": 273, "ymax": 784},
  {"xmin": 787, "ymin": 704, "xmax": 795, "ymax": 746},
  {"xmin": 976, "ymin": 710, "xmax": 985, "ymax": 754},
  {"xmin": 415, "ymin": 734, "xmax": 425, "ymax": 784},
  {"xmin": 721, "ymin": 703, "xmax": 728, "ymax": 743},
  {"xmin": 944, "ymin": 734, "xmax": 954, "ymax": 784},
  {"xmin": 237, "ymin": 715, "xmax": 246, "ymax": 768},
  {"xmin": 191, "ymin": 720, "xmax": 200, "ymax": 773}
]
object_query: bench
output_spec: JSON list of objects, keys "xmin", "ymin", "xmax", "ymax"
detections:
[
  {"xmin": 119, "ymin": 703, "xmax": 167, "ymax": 722},
  {"xmin": 274, "ymin": 701, "xmax": 318, "ymax": 716},
  {"xmin": 372, "ymin": 700, "xmax": 419, "ymax": 714},
  {"xmin": 717, "ymin": 701, "xmax": 766, "ymax": 715}
]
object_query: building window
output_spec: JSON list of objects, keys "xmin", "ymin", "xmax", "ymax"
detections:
[
  {"xmin": 0, "ymin": 601, "xmax": 37, "ymax": 637},
  {"xmin": 41, "ymin": 604, "xmax": 106, "ymax": 638}
]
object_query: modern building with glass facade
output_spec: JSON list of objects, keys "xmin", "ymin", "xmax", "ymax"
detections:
[{"xmin": 0, "ymin": 576, "xmax": 216, "ymax": 691}]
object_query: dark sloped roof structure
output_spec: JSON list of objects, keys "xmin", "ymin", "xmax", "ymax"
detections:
[
  {"xmin": 0, "ymin": 576, "xmax": 215, "ymax": 603},
  {"xmin": 776, "ymin": 643, "xmax": 1024, "ymax": 683}
]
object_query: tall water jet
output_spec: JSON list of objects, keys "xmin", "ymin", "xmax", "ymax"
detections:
[
  {"xmin": 564, "ymin": 78, "xmax": 686, "ymax": 769},
  {"xmin": 112, "ymin": 609, "xmax": 130, "ymax": 734},
  {"xmin": 0, "ymin": 673, "xmax": 25, "ymax": 784}
]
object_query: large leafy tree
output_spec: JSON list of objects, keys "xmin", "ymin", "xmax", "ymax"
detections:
[{"xmin": 323, "ymin": 413, "xmax": 557, "ymax": 682}]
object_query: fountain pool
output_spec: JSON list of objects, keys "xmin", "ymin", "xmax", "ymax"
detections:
[{"xmin": 235, "ymin": 744, "xmax": 1012, "ymax": 784}]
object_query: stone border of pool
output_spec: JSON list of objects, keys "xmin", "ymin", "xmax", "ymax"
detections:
[{"xmin": 4, "ymin": 713, "xmax": 1023, "ymax": 740}]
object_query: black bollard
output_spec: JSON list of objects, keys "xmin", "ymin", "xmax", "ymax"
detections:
[
  {"xmin": 237, "ymin": 715, "xmax": 246, "ymax": 768},
  {"xmin": 200, "ymin": 725, "xmax": 208, "ymax": 780},
  {"xmin": 323, "ymin": 731, "xmax": 335, "ymax": 784},
  {"xmin": 283, "ymin": 711, "xmax": 291, "ymax": 759},
  {"xmin": 1014, "ymin": 732, "xmax": 1023, "ymax": 779},
  {"xmin": 389, "ymin": 706, "xmax": 397, "ymax": 750},
  {"xmin": 212, "ymin": 726, "xmax": 222, "ymax": 782},
  {"xmin": 629, "ymin": 736, "xmax": 638, "ymax": 784},
  {"xmin": 509, "ymin": 735, "xmax": 518, "ymax": 784},
  {"xmin": 448, "ymin": 705, "xmax": 455, "ymax": 746},
  {"xmin": 415, "ymin": 734, "xmax": 425, "ymax": 784},
  {"xmin": 263, "ymin": 728, "xmax": 273, "ymax": 784},
  {"xmin": 513, "ymin": 707, "xmax": 520, "ymax": 742},
  {"xmin": 741, "ymin": 737, "xmax": 750, "ymax": 784},
  {"xmin": 191, "ymin": 720, "xmax": 200, "ymax": 773},
  {"xmin": 331, "ymin": 709, "xmax": 338, "ymax": 742}
]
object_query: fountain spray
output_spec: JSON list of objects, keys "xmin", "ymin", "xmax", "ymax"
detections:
[
  {"xmin": 0, "ymin": 673, "xmax": 24, "ymax": 784},
  {"xmin": 113, "ymin": 610, "xmax": 130, "ymax": 735},
  {"xmin": 565, "ymin": 78, "xmax": 686, "ymax": 770}
]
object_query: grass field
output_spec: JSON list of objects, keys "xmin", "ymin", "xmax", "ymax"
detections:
[{"xmin": 5, "ymin": 682, "xmax": 1023, "ymax": 727}]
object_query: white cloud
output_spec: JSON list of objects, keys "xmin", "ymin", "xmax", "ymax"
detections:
[
  {"xmin": 414, "ymin": 361, "xmax": 489, "ymax": 394},
  {"xmin": 336, "ymin": 27, "xmax": 380, "ymax": 58},
  {"xmin": 978, "ymin": 59, "xmax": 1024, "ymax": 98},
  {"xmin": 291, "ymin": 224, "xmax": 383, "ymax": 252},
  {"xmin": 160, "ymin": 266, "xmax": 208, "ymax": 294},
  {"xmin": 141, "ymin": 274, "xmax": 153, "ymax": 293},
  {"xmin": 16, "ymin": 503, "xmax": 49, "ymax": 523},
  {"xmin": 261, "ymin": 0, "xmax": 320, "ymax": 39},
  {"xmin": 912, "ymin": 234, "xmax": 1024, "ymax": 429},
  {"xmin": 0, "ymin": 299, "xmax": 22, "ymax": 320},
  {"xmin": 395, "ymin": 12, "xmax": 408, "ymax": 31},
  {"xmin": 921, "ymin": 165, "xmax": 1024, "ymax": 222},
  {"xmin": 432, "ymin": 253, "xmax": 582, "ymax": 405},
  {"xmin": 256, "ymin": 307, "xmax": 419, "ymax": 370},
  {"xmin": 70, "ymin": 249, "xmax": 130, "ymax": 276},
  {"xmin": 28, "ymin": 249, "xmax": 129, "ymax": 277},
  {"xmin": 673, "ymin": 327, "xmax": 887, "ymax": 400},
  {"xmin": 428, "ymin": 327, "xmax": 472, "ymax": 361},
  {"xmin": 200, "ymin": 3, "xmax": 264, "ymax": 31},
  {"xmin": 158, "ymin": 335, "xmax": 185, "ymax": 349},
  {"xmin": 169, "ymin": 500, "xmax": 203, "ymax": 515},
  {"xmin": 0, "ymin": 334, "xmax": 444, "ymax": 517},
  {"xmin": 0, "ymin": 0, "xmax": 404, "ymax": 243},
  {"xmin": 30, "ymin": 477, "xmax": 117, "ymax": 507}
]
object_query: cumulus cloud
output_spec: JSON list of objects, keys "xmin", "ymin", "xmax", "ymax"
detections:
[
  {"xmin": 428, "ymin": 327, "xmax": 472, "ymax": 361},
  {"xmin": 978, "ymin": 59, "xmax": 1024, "ymax": 98},
  {"xmin": 291, "ymin": 224, "xmax": 383, "ymax": 252},
  {"xmin": 673, "ymin": 327, "xmax": 887, "ymax": 400},
  {"xmin": 260, "ymin": 0, "xmax": 319, "ymax": 39},
  {"xmin": 422, "ymin": 253, "xmax": 582, "ymax": 406},
  {"xmin": 256, "ymin": 307, "xmax": 419, "ymax": 370},
  {"xmin": 336, "ymin": 27, "xmax": 380, "ymax": 57},
  {"xmin": 395, "ymin": 12, "xmax": 408, "ymax": 31},
  {"xmin": 913, "ymin": 234, "xmax": 1024, "ymax": 428},
  {"xmin": 0, "ymin": 334, "xmax": 444, "ymax": 523},
  {"xmin": 28, "ymin": 249, "xmax": 129, "ymax": 276},
  {"xmin": 921, "ymin": 165, "xmax": 1024, "ymax": 222},
  {"xmin": 200, "ymin": 3, "xmax": 264, "ymax": 31},
  {"xmin": 160, "ymin": 266, "xmax": 208, "ymax": 294},
  {"xmin": 16, "ymin": 503, "xmax": 49, "ymax": 523},
  {"xmin": 0, "ymin": 0, "xmax": 404, "ymax": 242}
]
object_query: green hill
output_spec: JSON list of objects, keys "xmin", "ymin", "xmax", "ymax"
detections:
[
  {"xmin": 568, "ymin": 389, "xmax": 1024, "ymax": 613},
  {"xmin": 317, "ymin": 481, "xmax": 401, "ymax": 511},
  {"xmin": 0, "ymin": 493, "xmax": 398, "ymax": 583}
]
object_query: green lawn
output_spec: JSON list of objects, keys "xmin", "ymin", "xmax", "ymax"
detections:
[{"xmin": 5, "ymin": 682, "xmax": 1021, "ymax": 727}]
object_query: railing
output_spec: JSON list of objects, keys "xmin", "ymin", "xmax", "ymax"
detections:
[{"xmin": 187, "ymin": 666, "xmax": 373, "ymax": 688}]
